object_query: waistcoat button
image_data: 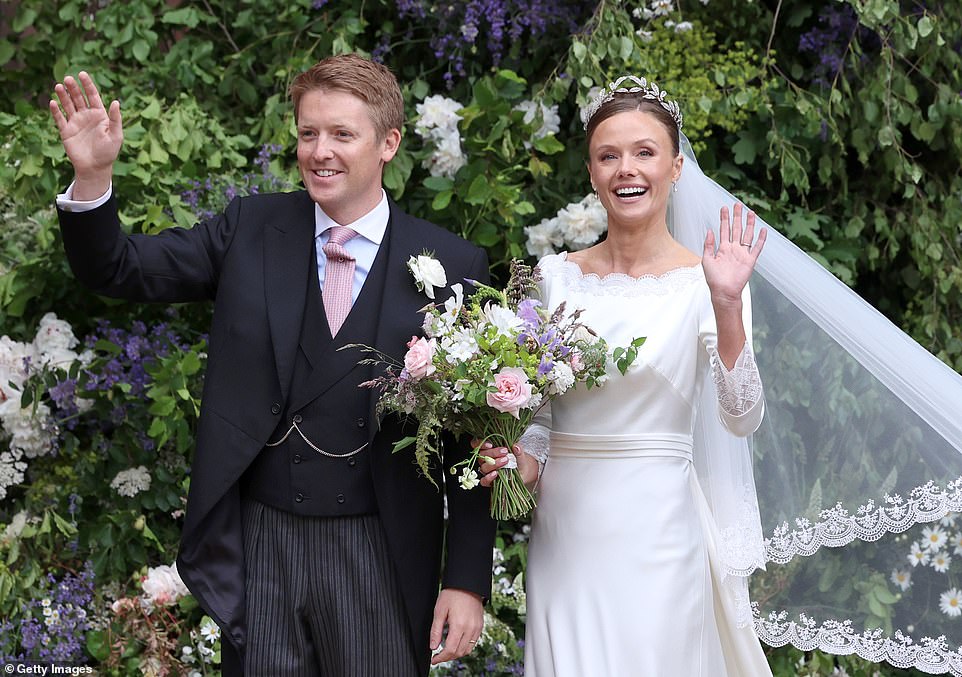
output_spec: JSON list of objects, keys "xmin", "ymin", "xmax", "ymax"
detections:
[
  {"xmin": 271, "ymin": 403, "xmax": 281, "ymax": 415},
  {"xmin": 293, "ymin": 414, "xmax": 303, "ymax": 423},
  {"xmin": 293, "ymin": 454, "xmax": 302, "ymax": 464},
  {"xmin": 295, "ymin": 493, "xmax": 304, "ymax": 503},
  {"xmin": 336, "ymin": 494, "xmax": 345, "ymax": 504}
]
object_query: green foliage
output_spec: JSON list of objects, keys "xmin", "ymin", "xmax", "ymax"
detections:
[{"xmin": 1, "ymin": 0, "xmax": 961, "ymax": 672}]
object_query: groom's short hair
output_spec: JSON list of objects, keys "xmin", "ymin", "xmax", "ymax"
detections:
[{"xmin": 290, "ymin": 54, "xmax": 404, "ymax": 140}]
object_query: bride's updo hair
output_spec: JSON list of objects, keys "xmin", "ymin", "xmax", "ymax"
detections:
[{"xmin": 585, "ymin": 94, "xmax": 681, "ymax": 158}]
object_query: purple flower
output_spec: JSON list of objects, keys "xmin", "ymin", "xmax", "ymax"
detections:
[
  {"xmin": 537, "ymin": 357, "xmax": 554, "ymax": 376},
  {"xmin": 516, "ymin": 298, "xmax": 542, "ymax": 326}
]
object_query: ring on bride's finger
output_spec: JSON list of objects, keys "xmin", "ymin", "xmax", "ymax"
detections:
[{"xmin": 739, "ymin": 241, "xmax": 752, "ymax": 247}]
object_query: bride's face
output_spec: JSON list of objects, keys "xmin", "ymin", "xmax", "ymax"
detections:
[{"xmin": 587, "ymin": 110, "xmax": 682, "ymax": 230}]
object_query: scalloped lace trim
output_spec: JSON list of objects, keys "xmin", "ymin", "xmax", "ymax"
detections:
[
  {"xmin": 755, "ymin": 612, "xmax": 962, "ymax": 675},
  {"xmin": 537, "ymin": 253, "xmax": 703, "ymax": 297},
  {"xmin": 766, "ymin": 478, "xmax": 962, "ymax": 564}
]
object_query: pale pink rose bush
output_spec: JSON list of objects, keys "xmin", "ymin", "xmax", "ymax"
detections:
[{"xmin": 359, "ymin": 259, "xmax": 643, "ymax": 519}]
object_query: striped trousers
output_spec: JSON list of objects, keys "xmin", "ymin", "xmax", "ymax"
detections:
[{"xmin": 242, "ymin": 500, "xmax": 420, "ymax": 676}]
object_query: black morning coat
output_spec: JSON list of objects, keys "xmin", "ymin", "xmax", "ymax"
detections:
[{"xmin": 58, "ymin": 189, "xmax": 496, "ymax": 674}]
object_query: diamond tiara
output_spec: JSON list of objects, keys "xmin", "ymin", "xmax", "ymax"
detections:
[{"xmin": 580, "ymin": 75, "xmax": 684, "ymax": 132}]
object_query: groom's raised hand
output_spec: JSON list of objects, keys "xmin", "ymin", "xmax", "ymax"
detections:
[{"xmin": 49, "ymin": 71, "xmax": 123, "ymax": 201}]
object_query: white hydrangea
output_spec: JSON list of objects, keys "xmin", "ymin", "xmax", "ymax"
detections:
[
  {"xmin": 1, "ymin": 510, "xmax": 30, "ymax": 543},
  {"xmin": 0, "ymin": 335, "xmax": 35, "ymax": 402},
  {"xmin": 0, "ymin": 448, "xmax": 27, "ymax": 501},
  {"xmin": 524, "ymin": 193, "xmax": 608, "ymax": 258},
  {"xmin": 415, "ymin": 95, "xmax": 467, "ymax": 180},
  {"xmin": 0, "ymin": 399, "xmax": 55, "ymax": 458},
  {"xmin": 675, "ymin": 21, "xmax": 694, "ymax": 32},
  {"xmin": 111, "ymin": 465, "xmax": 153, "ymax": 498},
  {"xmin": 514, "ymin": 100, "xmax": 561, "ymax": 148}
]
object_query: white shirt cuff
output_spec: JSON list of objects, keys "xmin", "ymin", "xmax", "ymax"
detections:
[{"xmin": 56, "ymin": 182, "xmax": 113, "ymax": 212}]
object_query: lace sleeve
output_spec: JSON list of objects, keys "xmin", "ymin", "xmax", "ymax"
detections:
[
  {"xmin": 519, "ymin": 422, "xmax": 550, "ymax": 479},
  {"xmin": 708, "ymin": 341, "xmax": 765, "ymax": 436}
]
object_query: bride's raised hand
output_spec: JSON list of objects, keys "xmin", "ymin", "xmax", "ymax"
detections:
[
  {"xmin": 49, "ymin": 71, "xmax": 123, "ymax": 197},
  {"xmin": 701, "ymin": 203, "xmax": 767, "ymax": 304}
]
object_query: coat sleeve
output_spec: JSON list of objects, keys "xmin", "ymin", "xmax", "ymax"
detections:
[{"xmin": 58, "ymin": 193, "xmax": 240, "ymax": 303}]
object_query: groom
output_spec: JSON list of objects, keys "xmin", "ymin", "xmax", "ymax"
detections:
[{"xmin": 50, "ymin": 55, "xmax": 495, "ymax": 675}]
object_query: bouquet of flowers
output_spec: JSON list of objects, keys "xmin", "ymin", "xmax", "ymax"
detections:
[{"xmin": 358, "ymin": 256, "xmax": 644, "ymax": 520}]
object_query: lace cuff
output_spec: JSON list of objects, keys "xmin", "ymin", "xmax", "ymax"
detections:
[
  {"xmin": 519, "ymin": 423, "xmax": 550, "ymax": 479},
  {"xmin": 709, "ymin": 342, "xmax": 764, "ymax": 435}
]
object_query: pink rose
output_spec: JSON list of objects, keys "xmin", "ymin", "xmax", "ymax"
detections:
[
  {"xmin": 486, "ymin": 367, "xmax": 532, "ymax": 419},
  {"xmin": 570, "ymin": 351, "xmax": 584, "ymax": 373},
  {"xmin": 403, "ymin": 336, "xmax": 436, "ymax": 380}
]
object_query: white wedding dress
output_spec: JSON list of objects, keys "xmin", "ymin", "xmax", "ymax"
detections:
[{"xmin": 520, "ymin": 253, "xmax": 773, "ymax": 677}]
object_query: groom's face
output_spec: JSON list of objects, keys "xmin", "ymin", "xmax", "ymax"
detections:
[{"xmin": 296, "ymin": 88, "xmax": 401, "ymax": 225}]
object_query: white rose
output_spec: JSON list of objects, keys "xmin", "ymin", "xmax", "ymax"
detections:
[
  {"xmin": 408, "ymin": 255, "xmax": 447, "ymax": 300},
  {"xmin": 142, "ymin": 563, "xmax": 189, "ymax": 605}
]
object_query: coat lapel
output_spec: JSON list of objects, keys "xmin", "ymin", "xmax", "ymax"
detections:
[
  {"xmin": 367, "ymin": 204, "xmax": 436, "ymax": 441},
  {"xmin": 263, "ymin": 192, "xmax": 316, "ymax": 402}
]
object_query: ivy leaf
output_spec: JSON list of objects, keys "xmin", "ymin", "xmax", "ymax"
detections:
[
  {"xmin": 918, "ymin": 16, "xmax": 935, "ymax": 38},
  {"xmin": 732, "ymin": 135, "xmax": 758, "ymax": 165}
]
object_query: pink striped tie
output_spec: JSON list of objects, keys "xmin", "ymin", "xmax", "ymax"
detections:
[{"xmin": 321, "ymin": 226, "xmax": 358, "ymax": 336}]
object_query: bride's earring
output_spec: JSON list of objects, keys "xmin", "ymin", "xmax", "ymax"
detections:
[{"xmin": 672, "ymin": 181, "xmax": 678, "ymax": 193}]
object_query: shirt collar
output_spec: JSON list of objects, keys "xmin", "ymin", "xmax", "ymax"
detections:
[{"xmin": 313, "ymin": 190, "xmax": 389, "ymax": 245}]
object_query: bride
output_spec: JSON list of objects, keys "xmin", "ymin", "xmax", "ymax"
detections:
[{"xmin": 479, "ymin": 77, "xmax": 773, "ymax": 676}]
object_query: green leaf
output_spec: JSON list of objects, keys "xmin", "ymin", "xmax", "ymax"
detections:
[
  {"xmin": 572, "ymin": 41, "xmax": 587, "ymax": 62},
  {"xmin": 431, "ymin": 190, "xmax": 453, "ymax": 211},
  {"xmin": 0, "ymin": 40, "xmax": 14, "ymax": 67},
  {"xmin": 918, "ymin": 15, "xmax": 935, "ymax": 38},
  {"xmin": 532, "ymin": 134, "xmax": 564, "ymax": 155},
  {"xmin": 162, "ymin": 7, "xmax": 203, "ymax": 28},
  {"xmin": 423, "ymin": 176, "xmax": 454, "ymax": 192},
  {"xmin": 732, "ymin": 136, "xmax": 757, "ymax": 165},
  {"xmin": 392, "ymin": 436, "xmax": 416, "ymax": 453},
  {"xmin": 132, "ymin": 39, "xmax": 150, "ymax": 63},
  {"xmin": 86, "ymin": 630, "xmax": 110, "ymax": 662},
  {"xmin": 465, "ymin": 174, "xmax": 492, "ymax": 205},
  {"xmin": 12, "ymin": 7, "xmax": 39, "ymax": 32}
]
